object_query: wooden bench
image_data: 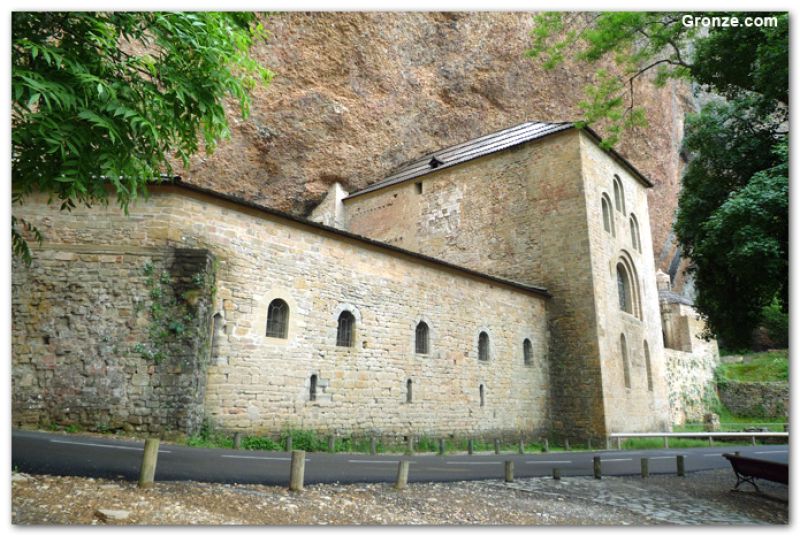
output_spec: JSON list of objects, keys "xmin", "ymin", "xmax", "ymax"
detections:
[{"xmin": 722, "ymin": 453, "xmax": 788, "ymax": 493}]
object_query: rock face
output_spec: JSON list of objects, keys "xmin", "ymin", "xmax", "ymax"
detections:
[{"xmin": 178, "ymin": 12, "xmax": 695, "ymax": 291}]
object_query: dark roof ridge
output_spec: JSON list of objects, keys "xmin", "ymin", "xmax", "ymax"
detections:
[{"xmin": 345, "ymin": 121, "xmax": 652, "ymax": 200}]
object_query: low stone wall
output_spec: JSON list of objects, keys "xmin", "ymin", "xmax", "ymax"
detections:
[
  {"xmin": 12, "ymin": 245, "xmax": 216, "ymax": 435},
  {"xmin": 664, "ymin": 348, "xmax": 718, "ymax": 426},
  {"xmin": 718, "ymin": 382, "xmax": 789, "ymax": 419}
]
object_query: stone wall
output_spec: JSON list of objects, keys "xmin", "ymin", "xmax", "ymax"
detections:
[
  {"xmin": 664, "ymin": 349, "xmax": 718, "ymax": 426},
  {"xmin": 578, "ymin": 133, "xmax": 671, "ymax": 434},
  {"xmin": 718, "ymin": 382, "xmax": 789, "ymax": 420},
  {"xmin": 12, "ymin": 245, "xmax": 216, "ymax": 435},
  {"xmin": 13, "ymin": 187, "xmax": 549, "ymax": 437},
  {"xmin": 342, "ymin": 129, "xmax": 671, "ymax": 437}
]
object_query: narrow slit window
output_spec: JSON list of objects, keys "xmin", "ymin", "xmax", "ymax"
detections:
[
  {"xmin": 630, "ymin": 214, "xmax": 641, "ymax": 252},
  {"xmin": 266, "ymin": 299, "xmax": 289, "ymax": 338},
  {"xmin": 620, "ymin": 334, "xmax": 631, "ymax": 389},
  {"xmin": 336, "ymin": 311, "xmax": 355, "ymax": 347},
  {"xmin": 406, "ymin": 379, "xmax": 413, "ymax": 403},
  {"xmin": 415, "ymin": 182, "xmax": 423, "ymax": 194},
  {"xmin": 310, "ymin": 374, "xmax": 318, "ymax": 401},
  {"xmin": 523, "ymin": 338, "xmax": 533, "ymax": 366},
  {"xmin": 478, "ymin": 332, "xmax": 490, "ymax": 361},
  {"xmin": 602, "ymin": 195, "xmax": 613, "ymax": 235},
  {"xmin": 415, "ymin": 321, "xmax": 429, "ymax": 354},
  {"xmin": 479, "ymin": 384, "xmax": 485, "ymax": 407},
  {"xmin": 644, "ymin": 341, "xmax": 653, "ymax": 392},
  {"xmin": 617, "ymin": 264, "xmax": 632, "ymax": 314},
  {"xmin": 613, "ymin": 175, "xmax": 625, "ymax": 214}
]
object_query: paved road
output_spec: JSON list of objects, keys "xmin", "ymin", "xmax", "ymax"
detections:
[{"xmin": 11, "ymin": 429, "xmax": 789, "ymax": 486}]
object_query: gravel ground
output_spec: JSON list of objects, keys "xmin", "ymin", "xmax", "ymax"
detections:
[{"xmin": 11, "ymin": 469, "xmax": 788, "ymax": 526}]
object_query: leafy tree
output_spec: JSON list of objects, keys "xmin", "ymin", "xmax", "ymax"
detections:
[
  {"xmin": 528, "ymin": 12, "xmax": 788, "ymax": 348},
  {"xmin": 12, "ymin": 12, "xmax": 273, "ymax": 261}
]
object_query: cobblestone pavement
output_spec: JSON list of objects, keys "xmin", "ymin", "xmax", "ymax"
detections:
[{"xmin": 494, "ymin": 470, "xmax": 788, "ymax": 525}]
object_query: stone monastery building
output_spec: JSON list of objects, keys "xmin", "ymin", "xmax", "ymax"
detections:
[{"xmin": 12, "ymin": 121, "xmax": 717, "ymax": 442}]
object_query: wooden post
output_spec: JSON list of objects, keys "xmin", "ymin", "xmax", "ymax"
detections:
[
  {"xmin": 438, "ymin": 438, "xmax": 445, "ymax": 456},
  {"xmin": 751, "ymin": 435, "xmax": 757, "ymax": 446},
  {"xmin": 406, "ymin": 435, "xmax": 414, "ymax": 455},
  {"xmin": 676, "ymin": 455, "xmax": 685, "ymax": 477},
  {"xmin": 494, "ymin": 438, "xmax": 500, "ymax": 455},
  {"xmin": 285, "ymin": 435, "xmax": 292, "ymax": 452},
  {"xmin": 138, "ymin": 438, "xmax": 160, "ymax": 489},
  {"xmin": 369, "ymin": 436, "xmax": 377, "ymax": 456},
  {"xmin": 542, "ymin": 438, "xmax": 549, "ymax": 452},
  {"xmin": 663, "ymin": 436, "xmax": 669, "ymax": 448},
  {"xmin": 640, "ymin": 457, "xmax": 649, "ymax": 478},
  {"xmin": 328, "ymin": 434, "xmax": 336, "ymax": 453},
  {"xmin": 289, "ymin": 450, "xmax": 305, "ymax": 492},
  {"xmin": 564, "ymin": 438, "xmax": 570, "ymax": 451},
  {"xmin": 467, "ymin": 438, "xmax": 474, "ymax": 455},
  {"xmin": 233, "ymin": 432, "xmax": 241, "ymax": 450},
  {"xmin": 395, "ymin": 460, "xmax": 410, "ymax": 490},
  {"xmin": 708, "ymin": 436, "xmax": 713, "ymax": 447},
  {"xmin": 518, "ymin": 437, "xmax": 525, "ymax": 454},
  {"xmin": 615, "ymin": 437, "xmax": 622, "ymax": 450},
  {"xmin": 504, "ymin": 460, "xmax": 514, "ymax": 482},
  {"xmin": 587, "ymin": 438, "xmax": 592, "ymax": 451},
  {"xmin": 552, "ymin": 467, "xmax": 561, "ymax": 480},
  {"xmin": 593, "ymin": 456, "xmax": 601, "ymax": 479}
]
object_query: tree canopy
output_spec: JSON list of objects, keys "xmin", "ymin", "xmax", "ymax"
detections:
[
  {"xmin": 528, "ymin": 12, "xmax": 788, "ymax": 348},
  {"xmin": 12, "ymin": 12, "xmax": 273, "ymax": 261}
]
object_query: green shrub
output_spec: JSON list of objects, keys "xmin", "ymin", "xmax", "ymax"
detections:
[
  {"xmin": 242, "ymin": 436, "xmax": 280, "ymax": 451},
  {"xmin": 761, "ymin": 299, "xmax": 789, "ymax": 347}
]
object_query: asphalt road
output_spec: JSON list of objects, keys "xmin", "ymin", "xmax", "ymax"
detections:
[{"xmin": 11, "ymin": 429, "xmax": 789, "ymax": 486}]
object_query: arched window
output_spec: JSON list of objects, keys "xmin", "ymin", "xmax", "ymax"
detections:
[
  {"xmin": 415, "ymin": 321, "xmax": 429, "ymax": 354},
  {"xmin": 478, "ymin": 332, "xmax": 490, "ymax": 361},
  {"xmin": 406, "ymin": 379, "xmax": 413, "ymax": 403},
  {"xmin": 644, "ymin": 341, "xmax": 653, "ymax": 392},
  {"xmin": 629, "ymin": 214, "xmax": 641, "ymax": 252},
  {"xmin": 336, "ymin": 311, "xmax": 355, "ymax": 347},
  {"xmin": 266, "ymin": 299, "xmax": 289, "ymax": 338},
  {"xmin": 479, "ymin": 384, "xmax": 485, "ymax": 407},
  {"xmin": 617, "ymin": 263, "xmax": 633, "ymax": 315},
  {"xmin": 620, "ymin": 334, "xmax": 631, "ymax": 389},
  {"xmin": 523, "ymin": 338, "xmax": 533, "ymax": 366},
  {"xmin": 613, "ymin": 175, "xmax": 625, "ymax": 214},
  {"xmin": 601, "ymin": 194, "xmax": 614, "ymax": 235},
  {"xmin": 309, "ymin": 374, "xmax": 318, "ymax": 401}
]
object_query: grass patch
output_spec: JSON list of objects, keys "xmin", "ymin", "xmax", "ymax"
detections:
[
  {"xmin": 620, "ymin": 437, "xmax": 759, "ymax": 450},
  {"xmin": 717, "ymin": 350, "xmax": 788, "ymax": 382}
]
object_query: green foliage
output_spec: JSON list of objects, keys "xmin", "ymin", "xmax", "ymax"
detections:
[
  {"xmin": 282, "ymin": 429, "xmax": 328, "ymax": 452},
  {"xmin": 242, "ymin": 436, "xmax": 281, "ymax": 451},
  {"xmin": 11, "ymin": 12, "xmax": 273, "ymax": 260},
  {"xmin": 761, "ymin": 299, "xmax": 789, "ymax": 348},
  {"xmin": 716, "ymin": 351, "xmax": 788, "ymax": 383},
  {"xmin": 186, "ymin": 419, "xmax": 234, "ymax": 449}
]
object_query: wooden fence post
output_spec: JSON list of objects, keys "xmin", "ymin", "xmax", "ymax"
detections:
[
  {"xmin": 369, "ymin": 436, "xmax": 377, "ymax": 456},
  {"xmin": 467, "ymin": 438, "xmax": 474, "ymax": 455},
  {"xmin": 504, "ymin": 460, "xmax": 514, "ymax": 482},
  {"xmin": 328, "ymin": 434, "xmax": 336, "ymax": 453},
  {"xmin": 289, "ymin": 450, "xmax": 305, "ymax": 492},
  {"xmin": 285, "ymin": 435, "xmax": 292, "ymax": 452},
  {"xmin": 640, "ymin": 457, "xmax": 649, "ymax": 478},
  {"xmin": 542, "ymin": 438, "xmax": 549, "ymax": 452},
  {"xmin": 663, "ymin": 436, "xmax": 669, "ymax": 448},
  {"xmin": 593, "ymin": 456, "xmax": 601, "ymax": 479},
  {"xmin": 552, "ymin": 467, "xmax": 561, "ymax": 480},
  {"xmin": 395, "ymin": 460, "xmax": 410, "ymax": 490},
  {"xmin": 676, "ymin": 455, "xmax": 685, "ymax": 477},
  {"xmin": 518, "ymin": 437, "xmax": 525, "ymax": 454},
  {"xmin": 438, "ymin": 438, "xmax": 445, "ymax": 456},
  {"xmin": 494, "ymin": 438, "xmax": 500, "ymax": 455},
  {"xmin": 564, "ymin": 438, "xmax": 570, "ymax": 451},
  {"xmin": 138, "ymin": 438, "xmax": 160, "ymax": 489}
]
